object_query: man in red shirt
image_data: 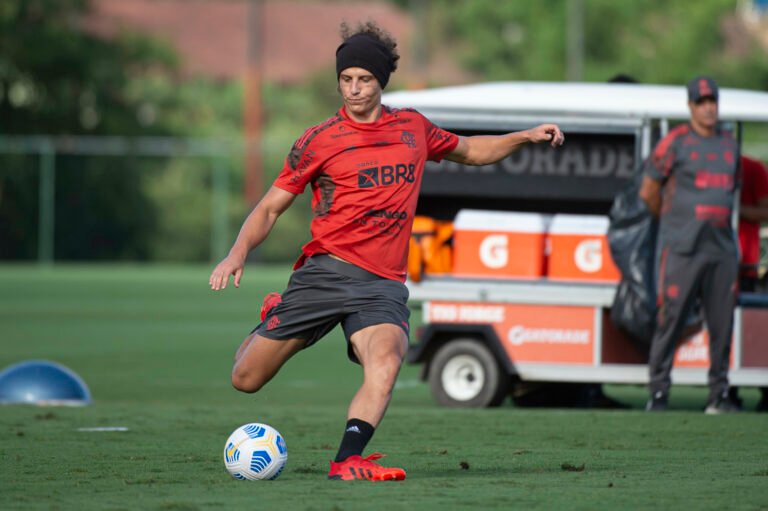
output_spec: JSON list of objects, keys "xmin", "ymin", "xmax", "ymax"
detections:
[
  {"xmin": 737, "ymin": 155, "xmax": 768, "ymax": 411},
  {"xmin": 738, "ymin": 156, "xmax": 768, "ymax": 291},
  {"xmin": 209, "ymin": 21, "xmax": 564, "ymax": 481}
]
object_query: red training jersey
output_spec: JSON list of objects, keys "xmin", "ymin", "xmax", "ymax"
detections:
[
  {"xmin": 738, "ymin": 156, "xmax": 768, "ymax": 267},
  {"xmin": 273, "ymin": 105, "xmax": 459, "ymax": 281}
]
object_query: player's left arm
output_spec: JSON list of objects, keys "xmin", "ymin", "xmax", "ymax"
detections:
[{"xmin": 444, "ymin": 124, "xmax": 564, "ymax": 165}]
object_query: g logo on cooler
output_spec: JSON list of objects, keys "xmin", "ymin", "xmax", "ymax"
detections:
[
  {"xmin": 479, "ymin": 235, "xmax": 508, "ymax": 269},
  {"xmin": 574, "ymin": 239, "xmax": 602, "ymax": 273}
]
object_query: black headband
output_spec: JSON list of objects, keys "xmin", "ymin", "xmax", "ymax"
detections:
[{"xmin": 336, "ymin": 34, "xmax": 392, "ymax": 89}]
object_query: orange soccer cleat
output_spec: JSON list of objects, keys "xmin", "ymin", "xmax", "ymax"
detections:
[{"xmin": 327, "ymin": 453, "xmax": 406, "ymax": 481}]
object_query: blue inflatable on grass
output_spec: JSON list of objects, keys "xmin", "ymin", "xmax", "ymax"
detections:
[{"xmin": 0, "ymin": 360, "xmax": 91, "ymax": 406}]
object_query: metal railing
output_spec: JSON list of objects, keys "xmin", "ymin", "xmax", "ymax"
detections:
[{"xmin": 0, "ymin": 135, "xmax": 242, "ymax": 264}]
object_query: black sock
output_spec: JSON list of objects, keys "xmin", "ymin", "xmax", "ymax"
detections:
[{"xmin": 334, "ymin": 418, "xmax": 375, "ymax": 462}]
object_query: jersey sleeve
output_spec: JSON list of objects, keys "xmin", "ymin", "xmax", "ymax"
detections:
[
  {"xmin": 644, "ymin": 132, "xmax": 677, "ymax": 182},
  {"xmin": 273, "ymin": 129, "xmax": 325, "ymax": 194},
  {"xmin": 421, "ymin": 114, "xmax": 459, "ymax": 162}
]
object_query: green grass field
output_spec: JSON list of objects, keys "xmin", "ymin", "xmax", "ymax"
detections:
[{"xmin": 1, "ymin": 265, "xmax": 767, "ymax": 511}]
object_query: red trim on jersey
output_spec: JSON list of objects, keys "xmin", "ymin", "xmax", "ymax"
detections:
[
  {"xmin": 650, "ymin": 124, "xmax": 690, "ymax": 179},
  {"xmin": 694, "ymin": 171, "xmax": 733, "ymax": 189},
  {"xmin": 695, "ymin": 205, "xmax": 730, "ymax": 227},
  {"xmin": 657, "ymin": 247, "xmax": 670, "ymax": 313}
]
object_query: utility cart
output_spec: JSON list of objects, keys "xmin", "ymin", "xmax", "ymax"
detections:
[{"xmin": 383, "ymin": 82, "xmax": 768, "ymax": 407}]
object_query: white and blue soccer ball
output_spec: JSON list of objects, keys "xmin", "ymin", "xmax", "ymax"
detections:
[{"xmin": 223, "ymin": 423, "xmax": 288, "ymax": 481}]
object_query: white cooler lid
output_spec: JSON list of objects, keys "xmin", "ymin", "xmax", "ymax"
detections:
[
  {"xmin": 455, "ymin": 209, "xmax": 549, "ymax": 233},
  {"xmin": 549, "ymin": 214, "xmax": 610, "ymax": 235}
]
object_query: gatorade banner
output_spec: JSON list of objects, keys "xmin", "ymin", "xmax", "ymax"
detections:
[
  {"xmin": 426, "ymin": 301, "xmax": 596, "ymax": 364},
  {"xmin": 425, "ymin": 300, "xmax": 733, "ymax": 368},
  {"xmin": 673, "ymin": 330, "xmax": 734, "ymax": 369},
  {"xmin": 422, "ymin": 133, "xmax": 636, "ymax": 202}
]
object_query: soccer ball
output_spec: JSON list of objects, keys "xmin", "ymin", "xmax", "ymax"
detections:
[{"xmin": 223, "ymin": 423, "xmax": 288, "ymax": 480}]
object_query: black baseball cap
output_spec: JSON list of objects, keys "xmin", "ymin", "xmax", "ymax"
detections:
[{"xmin": 687, "ymin": 76, "xmax": 719, "ymax": 102}]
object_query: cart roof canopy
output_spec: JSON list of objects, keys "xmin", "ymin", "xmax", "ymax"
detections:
[{"xmin": 383, "ymin": 82, "xmax": 768, "ymax": 125}]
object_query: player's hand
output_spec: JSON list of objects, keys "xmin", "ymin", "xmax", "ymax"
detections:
[
  {"xmin": 209, "ymin": 254, "xmax": 246, "ymax": 291},
  {"xmin": 528, "ymin": 124, "xmax": 565, "ymax": 147}
]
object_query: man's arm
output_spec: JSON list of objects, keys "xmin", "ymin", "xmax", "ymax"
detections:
[
  {"xmin": 209, "ymin": 186, "xmax": 297, "ymax": 290},
  {"xmin": 740, "ymin": 159, "xmax": 768, "ymax": 222},
  {"xmin": 740, "ymin": 198, "xmax": 768, "ymax": 222},
  {"xmin": 444, "ymin": 124, "xmax": 564, "ymax": 165},
  {"xmin": 638, "ymin": 175, "xmax": 662, "ymax": 217}
]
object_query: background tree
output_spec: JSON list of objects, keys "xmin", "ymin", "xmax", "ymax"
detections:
[
  {"xmin": 0, "ymin": 0, "xmax": 178, "ymax": 260},
  {"xmin": 3, "ymin": 0, "xmax": 767, "ymax": 262},
  {"xmin": 437, "ymin": 0, "xmax": 768, "ymax": 88}
]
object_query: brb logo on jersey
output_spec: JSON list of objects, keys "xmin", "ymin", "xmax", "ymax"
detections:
[{"xmin": 358, "ymin": 163, "xmax": 416, "ymax": 188}]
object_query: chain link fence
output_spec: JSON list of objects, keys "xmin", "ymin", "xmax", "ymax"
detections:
[{"xmin": 0, "ymin": 136, "xmax": 240, "ymax": 264}]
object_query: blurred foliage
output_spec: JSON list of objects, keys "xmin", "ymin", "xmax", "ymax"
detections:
[
  {"xmin": 0, "ymin": 0, "xmax": 176, "ymax": 135},
  {"xmin": 0, "ymin": 0, "xmax": 173, "ymax": 260},
  {"xmin": 125, "ymin": 76, "xmax": 246, "ymax": 263},
  {"xmin": 0, "ymin": 154, "xmax": 38, "ymax": 259},
  {"xmin": 433, "ymin": 0, "xmax": 768, "ymax": 147},
  {"xmin": 0, "ymin": 0, "xmax": 244, "ymax": 262},
  {"xmin": 255, "ymin": 74, "xmax": 341, "ymax": 262},
  {"xmin": 2, "ymin": 0, "xmax": 768, "ymax": 263},
  {"xmin": 438, "ymin": 0, "xmax": 768, "ymax": 89},
  {"xmin": 438, "ymin": 1, "xmax": 568, "ymax": 81}
]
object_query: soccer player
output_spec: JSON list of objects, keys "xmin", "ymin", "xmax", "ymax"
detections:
[
  {"xmin": 209, "ymin": 21, "xmax": 564, "ymax": 481},
  {"xmin": 639, "ymin": 76, "xmax": 740, "ymax": 414}
]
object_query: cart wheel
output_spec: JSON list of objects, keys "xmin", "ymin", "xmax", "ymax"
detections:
[{"xmin": 428, "ymin": 339, "xmax": 509, "ymax": 407}]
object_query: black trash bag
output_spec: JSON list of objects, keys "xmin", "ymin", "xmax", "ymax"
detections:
[
  {"xmin": 608, "ymin": 170, "xmax": 703, "ymax": 350},
  {"xmin": 607, "ymin": 170, "xmax": 659, "ymax": 350},
  {"xmin": 611, "ymin": 277, "xmax": 656, "ymax": 351}
]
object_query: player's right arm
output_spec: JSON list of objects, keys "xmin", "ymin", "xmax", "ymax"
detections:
[
  {"xmin": 210, "ymin": 118, "xmax": 329, "ymax": 290},
  {"xmin": 639, "ymin": 128, "xmax": 682, "ymax": 218},
  {"xmin": 446, "ymin": 124, "xmax": 564, "ymax": 165},
  {"xmin": 639, "ymin": 175, "xmax": 662, "ymax": 217},
  {"xmin": 209, "ymin": 186, "xmax": 297, "ymax": 290}
]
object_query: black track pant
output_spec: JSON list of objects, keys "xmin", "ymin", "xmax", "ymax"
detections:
[{"xmin": 648, "ymin": 248, "xmax": 738, "ymax": 401}]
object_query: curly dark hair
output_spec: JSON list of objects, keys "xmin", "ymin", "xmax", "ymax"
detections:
[{"xmin": 339, "ymin": 20, "xmax": 400, "ymax": 72}]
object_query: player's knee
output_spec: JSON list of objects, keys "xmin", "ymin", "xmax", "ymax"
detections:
[
  {"xmin": 387, "ymin": 347, "xmax": 406, "ymax": 367},
  {"xmin": 369, "ymin": 353, "xmax": 404, "ymax": 391},
  {"xmin": 231, "ymin": 367, "xmax": 267, "ymax": 394}
]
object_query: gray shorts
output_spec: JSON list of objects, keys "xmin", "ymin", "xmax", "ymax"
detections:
[{"xmin": 253, "ymin": 255, "xmax": 410, "ymax": 363}]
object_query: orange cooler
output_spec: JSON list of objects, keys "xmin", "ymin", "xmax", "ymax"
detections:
[
  {"xmin": 547, "ymin": 214, "xmax": 620, "ymax": 282},
  {"xmin": 453, "ymin": 210, "xmax": 548, "ymax": 279}
]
